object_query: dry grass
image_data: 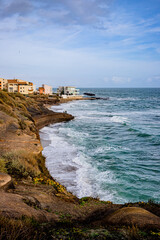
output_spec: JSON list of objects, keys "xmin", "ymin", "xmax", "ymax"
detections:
[
  {"xmin": 0, "ymin": 104, "xmax": 17, "ymax": 118},
  {"xmin": 0, "ymin": 215, "xmax": 43, "ymax": 240},
  {"xmin": 0, "ymin": 150, "xmax": 41, "ymax": 179},
  {"xmin": 0, "ymin": 91, "xmax": 16, "ymax": 107},
  {"xmin": 0, "ymin": 119, "xmax": 4, "ymax": 124},
  {"xmin": 127, "ymin": 225, "xmax": 140, "ymax": 240},
  {"xmin": 0, "ymin": 150, "xmax": 51, "ymax": 180},
  {"xmin": 0, "ymin": 91, "xmax": 39, "ymax": 134}
]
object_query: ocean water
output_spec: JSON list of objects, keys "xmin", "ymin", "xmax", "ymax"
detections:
[{"xmin": 40, "ymin": 88, "xmax": 160, "ymax": 203}]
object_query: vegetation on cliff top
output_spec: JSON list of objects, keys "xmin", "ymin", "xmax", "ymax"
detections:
[{"xmin": 0, "ymin": 214, "xmax": 160, "ymax": 240}]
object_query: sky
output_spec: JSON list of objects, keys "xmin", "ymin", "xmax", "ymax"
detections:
[{"xmin": 0, "ymin": 0, "xmax": 160, "ymax": 88}]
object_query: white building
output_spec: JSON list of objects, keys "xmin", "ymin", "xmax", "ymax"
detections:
[
  {"xmin": 43, "ymin": 84, "xmax": 52, "ymax": 95},
  {"xmin": 57, "ymin": 86, "xmax": 79, "ymax": 96},
  {"xmin": 39, "ymin": 84, "xmax": 52, "ymax": 95}
]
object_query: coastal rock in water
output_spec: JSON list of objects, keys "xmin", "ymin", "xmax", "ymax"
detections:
[
  {"xmin": 89, "ymin": 97, "xmax": 109, "ymax": 100},
  {"xmin": 105, "ymin": 207, "xmax": 160, "ymax": 228},
  {"xmin": 84, "ymin": 92, "xmax": 96, "ymax": 96}
]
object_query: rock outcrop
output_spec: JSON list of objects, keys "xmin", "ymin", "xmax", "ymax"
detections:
[
  {"xmin": 0, "ymin": 172, "xmax": 12, "ymax": 190},
  {"xmin": 105, "ymin": 207, "xmax": 160, "ymax": 228},
  {"xmin": 33, "ymin": 112, "xmax": 74, "ymax": 130}
]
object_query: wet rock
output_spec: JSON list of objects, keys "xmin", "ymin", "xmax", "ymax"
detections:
[{"xmin": 84, "ymin": 93, "xmax": 95, "ymax": 96}]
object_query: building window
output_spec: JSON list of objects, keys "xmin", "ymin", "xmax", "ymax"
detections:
[{"xmin": 9, "ymin": 87, "xmax": 13, "ymax": 92}]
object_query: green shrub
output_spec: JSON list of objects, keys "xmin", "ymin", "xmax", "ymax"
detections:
[
  {"xmin": 5, "ymin": 158, "xmax": 34, "ymax": 179},
  {"xmin": 0, "ymin": 158, "xmax": 7, "ymax": 173},
  {"xmin": 1, "ymin": 151, "xmax": 41, "ymax": 179}
]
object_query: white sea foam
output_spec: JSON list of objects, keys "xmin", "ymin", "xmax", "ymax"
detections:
[
  {"xmin": 59, "ymin": 127, "xmax": 89, "ymax": 138},
  {"xmin": 110, "ymin": 97, "xmax": 140, "ymax": 101},
  {"xmin": 56, "ymin": 101, "xmax": 130, "ymax": 125},
  {"xmin": 77, "ymin": 115, "xmax": 129, "ymax": 125},
  {"xmin": 40, "ymin": 126, "xmax": 96, "ymax": 197},
  {"xmin": 109, "ymin": 116, "xmax": 129, "ymax": 123},
  {"xmin": 40, "ymin": 125, "xmax": 118, "ymax": 200},
  {"xmin": 94, "ymin": 145, "xmax": 130, "ymax": 154}
]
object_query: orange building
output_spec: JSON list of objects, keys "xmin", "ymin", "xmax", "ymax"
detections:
[
  {"xmin": 0, "ymin": 78, "xmax": 8, "ymax": 90},
  {"xmin": 39, "ymin": 87, "xmax": 45, "ymax": 94}
]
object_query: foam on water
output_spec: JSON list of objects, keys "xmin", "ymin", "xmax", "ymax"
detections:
[
  {"xmin": 40, "ymin": 124, "xmax": 117, "ymax": 201},
  {"xmin": 40, "ymin": 126, "xmax": 101, "ymax": 197},
  {"xmin": 110, "ymin": 97, "xmax": 140, "ymax": 101}
]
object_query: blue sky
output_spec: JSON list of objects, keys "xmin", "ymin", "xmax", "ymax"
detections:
[{"xmin": 0, "ymin": 0, "xmax": 160, "ymax": 87}]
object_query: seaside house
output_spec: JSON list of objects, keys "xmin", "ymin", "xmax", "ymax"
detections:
[
  {"xmin": 18, "ymin": 82, "xmax": 35, "ymax": 94},
  {"xmin": 7, "ymin": 79, "xmax": 35, "ymax": 94},
  {"xmin": 57, "ymin": 86, "xmax": 79, "ymax": 97},
  {"xmin": 38, "ymin": 84, "xmax": 52, "ymax": 95},
  {"xmin": 7, "ymin": 79, "xmax": 19, "ymax": 93}
]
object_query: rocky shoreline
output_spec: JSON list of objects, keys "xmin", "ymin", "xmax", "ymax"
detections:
[{"xmin": 0, "ymin": 92, "xmax": 160, "ymax": 240}]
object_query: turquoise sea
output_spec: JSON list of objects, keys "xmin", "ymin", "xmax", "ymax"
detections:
[{"xmin": 40, "ymin": 88, "xmax": 160, "ymax": 203}]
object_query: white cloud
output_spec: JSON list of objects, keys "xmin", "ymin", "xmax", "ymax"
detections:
[
  {"xmin": 112, "ymin": 76, "xmax": 131, "ymax": 84},
  {"xmin": 104, "ymin": 76, "xmax": 131, "ymax": 84},
  {"xmin": 147, "ymin": 76, "xmax": 160, "ymax": 82}
]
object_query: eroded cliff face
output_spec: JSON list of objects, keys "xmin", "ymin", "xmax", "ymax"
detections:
[
  {"xmin": 0, "ymin": 110, "xmax": 42, "ymax": 154},
  {"xmin": 0, "ymin": 92, "xmax": 74, "ymax": 179},
  {"xmin": 28, "ymin": 104, "xmax": 74, "ymax": 130},
  {"xmin": 0, "ymin": 92, "xmax": 73, "ymax": 153}
]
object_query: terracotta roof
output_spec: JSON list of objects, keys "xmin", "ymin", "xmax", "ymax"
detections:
[
  {"xmin": 8, "ymin": 80, "xmax": 18, "ymax": 84},
  {"xmin": 18, "ymin": 82, "xmax": 28, "ymax": 85}
]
